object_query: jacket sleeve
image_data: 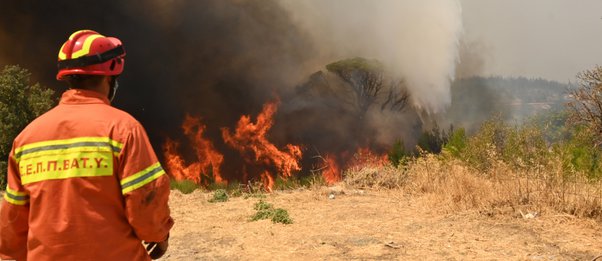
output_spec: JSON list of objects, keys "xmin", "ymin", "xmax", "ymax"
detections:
[
  {"xmin": 118, "ymin": 123, "xmax": 174, "ymax": 242},
  {"xmin": 0, "ymin": 148, "xmax": 30, "ymax": 261}
]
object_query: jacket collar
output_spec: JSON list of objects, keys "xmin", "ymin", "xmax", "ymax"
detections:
[{"xmin": 60, "ymin": 89, "xmax": 110, "ymax": 105}]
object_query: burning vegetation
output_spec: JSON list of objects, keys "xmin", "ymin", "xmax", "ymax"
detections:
[
  {"xmin": 221, "ymin": 101, "xmax": 302, "ymax": 191},
  {"xmin": 162, "ymin": 94, "xmax": 397, "ymax": 190},
  {"xmin": 163, "ymin": 115, "xmax": 224, "ymax": 185},
  {"xmin": 0, "ymin": 1, "xmax": 465, "ymax": 191},
  {"xmin": 161, "ymin": 58, "xmax": 414, "ymax": 191},
  {"xmin": 164, "ymin": 101, "xmax": 305, "ymax": 191}
]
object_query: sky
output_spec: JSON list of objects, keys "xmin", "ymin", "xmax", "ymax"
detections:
[{"xmin": 461, "ymin": 0, "xmax": 602, "ymax": 82}]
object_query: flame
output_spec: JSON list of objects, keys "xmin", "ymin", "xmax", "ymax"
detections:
[
  {"xmin": 260, "ymin": 171, "xmax": 275, "ymax": 193},
  {"xmin": 321, "ymin": 154, "xmax": 341, "ymax": 185},
  {"xmin": 347, "ymin": 147, "xmax": 389, "ymax": 169},
  {"xmin": 163, "ymin": 101, "xmax": 392, "ymax": 191},
  {"xmin": 162, "ymin": 138, "xmax": 189, "ymax": 181},
  {"xmin": 222, "ymin": 101, "xmax": 302, "ymax": 190},
  {"xmin": 162, "ymin": 115, "xmax": 224, "ymax": 185}
]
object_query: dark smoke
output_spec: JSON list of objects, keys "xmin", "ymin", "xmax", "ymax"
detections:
[
  {"xmin": 0, "ymin": 0, "xmax": 319, "ymax": 180},
  {"xmin": 0, "ymin": 1, "xmax": 470, "ymax": 182}
]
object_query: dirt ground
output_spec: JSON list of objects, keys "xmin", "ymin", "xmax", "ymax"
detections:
[{"xmin": 163, "ymin": 187, "xmax": 602, "ymax": 261}]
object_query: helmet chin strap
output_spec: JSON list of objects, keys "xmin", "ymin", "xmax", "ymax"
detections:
[{"xmin": 108, "ymin": 76, "xmax": 119, "ymax": 102}]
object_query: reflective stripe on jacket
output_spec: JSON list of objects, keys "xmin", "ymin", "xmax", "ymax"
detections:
[{"xmin": 0, "ymin": 89, "xmax": 174, "ymax": 261}]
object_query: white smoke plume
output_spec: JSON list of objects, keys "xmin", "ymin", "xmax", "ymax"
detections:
[{"xmin": 278, "ymin": 0, "xmax": 464, "ymax": 114}]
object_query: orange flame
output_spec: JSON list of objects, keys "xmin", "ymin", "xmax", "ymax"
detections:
[
  {"xmin": 260, "ymin": 171, "xmax": 275, "ymax": 193},
  {"xmin": 347, "ymin": 147, "xmax": 389, "ymax": 169},
  {"xmin": 222, "ymin": 101, "xmax": 302, "ymax": 190},
  {"xmin": 322, "ymin": 154, "xmax": 341, "ymax": 185},
  {"xmin": 163, "ymin": 101, "xmax": 393, "ymax": 191},
  {"xmin": 163, "ymin": 115, "xmax": 224, "ymax": 185}
]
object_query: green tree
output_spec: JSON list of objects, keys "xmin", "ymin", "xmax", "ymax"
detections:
[
  {"xmin": 443, "ymin": 127, "xmax": 467, "ymax": 158},
  {"xmin": 388, "ymin": 139, "xmax": 411, "ymax": 167},
  {"xmin": 416, "ymin": 125, "xmax": 447, "ymax": 154},
  {"xmin": 0, "ymin": 65, "xmax": 55, "ymax": 189}
]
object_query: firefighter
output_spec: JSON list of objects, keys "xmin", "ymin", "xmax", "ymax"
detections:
[{"xmin": 0, "ymin": 30, "xmax": 174, "ymax": 260}]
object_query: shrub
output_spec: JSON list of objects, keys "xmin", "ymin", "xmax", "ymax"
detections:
[
  {"xmin": 208, "ymin": 189, "xmax": 229, "ymax": 203},
  {"xmin": 417, "ymin": 126, "xmax": 447, "ymax": 153},
  {"xmin": 456, "ymin": 119, "xmax": 506, "ymax": 171},
  {"xmin": 254, "ymin": 199, "xmax": 273, "ymax": 211},
  {"xmin": 251, "ymin": 200, "xmax": 274, "ymax": 220},
  {"xmin": 270, "ymin": 208, "xmax": 293, "ymax": 224},
  {"xmin": 442, "ymin": 128, "xmax": 467, "ymax": 158},
  {"xmin": 170, "ymin": 179, "xmax": 199, "ymax": 194},
  {"xmin": 265, "ymin": 174, "xmax": 327, "ymax": 191},
  {"xmin": 250, "ymin": 200, "xmax": 293, "ymax": 224},
  {"xmin": 388, "ymin": 139, "xmax": 410, "ymax": 167},
  {"xmin": 500, "ymin": 124, "xmax": 549, "ymax": 170},
  {"xmin": 0, "ymin": 65, "xmax": 55, "ymax": 189},
  {"xmin": 555, "ymin": 127, "xmax": 602, "ymax": 180},
  {"xmin": 444, "ymin": 117, "xmax": 552, "ymax": 173}
]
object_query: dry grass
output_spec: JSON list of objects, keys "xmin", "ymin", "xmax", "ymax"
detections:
[
  {"xmin": 166, "ymin": 185, "xmax": 602, "ymax": 260},
  {"xmin": 343, "ymin": 154, "xmax": 602, "ymax": 221},
  {"xmin": 343, "ymin": 165, "xmax": 407, "ymax": 190}
]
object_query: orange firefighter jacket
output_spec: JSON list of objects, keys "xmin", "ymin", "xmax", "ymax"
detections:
[{"xmin": 0, "ymin": 89, "xmax": 174, "ymax": 260}]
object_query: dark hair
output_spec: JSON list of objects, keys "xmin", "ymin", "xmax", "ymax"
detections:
[{"xmin": 65, "ymin": 75, "xmax": 105, "ymax": 90}]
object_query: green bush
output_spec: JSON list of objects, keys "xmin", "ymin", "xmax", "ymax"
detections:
[
  {"xmin": 502, "ymin": 125, "xmax": 549, "ymax": 169},
  {"xmin": 251, "ymin": 200, "xmax": 275, "ymax": 221},
  {"xmin": 530, "ymin": 110, "xmax": 570, "ymax": 143},
  {"xmin": 454, "ymin": 119, "xmax": 506, "ymax": 171},
  {"xmin": 417, "ymin": 126, "xmax": 447, "ymax": 153},
  {"xmin": 208, "ymin": 189, "xmax": 229, "ymax": 203},
  {"xmin": 442, "ymin": 113, "xmax": 602, "ymax": 181},
  {"xmin": 254, "ymin": 199, "xmax": 273, "ymax": 211},
  {"xmin": 272, "ymin": 174, "xmax": 325, "ymax": 190},
  {"xmin": 270, "ymin": 208, "xmax": 293, "ymax": 224},
  {"xmin": 448, "ymin": 118, "xmax": 550, "ymax": 172},
  {"xmin": 0, "ymin": 65, "xmax": 55, "ymax": 189},
  {"xmin": 555, "ymin": 127, "xmax": 602, "ymax": 180},
  {"xmin": 442, "ymin": 128, "xmax": 467, "ymax": 158},
  {"xmin": 250, "ymin": 200, "xmax": 293, "ymax": 224},
  {"xmin": 0, "ymin": 162, "xmax": 6, "ymax": 190},
  {"xmin": 388, "ymin": 139, "xmax": 410, "ymax": 167},
  {"xmin": 170, "ymin": 179, "xmax": 199, "ymax": 194}
]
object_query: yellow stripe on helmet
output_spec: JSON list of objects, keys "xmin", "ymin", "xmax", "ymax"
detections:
[
  {"xmin": 58, "ymin": 42, "xmax": 67, "ymax": 60},
  {"xmin": 71, "ymin": 34, "xmax": 104, "ymax": 59}
]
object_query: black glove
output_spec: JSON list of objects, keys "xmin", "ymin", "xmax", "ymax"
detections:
[{"xmin": 145, "ymin": 235, "xmax": 169, "ymax": 260}]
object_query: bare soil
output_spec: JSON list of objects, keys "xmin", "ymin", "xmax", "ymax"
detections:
[{"xmin": 162, "ymin": 187, "xmax": 602, "ymax": 261}]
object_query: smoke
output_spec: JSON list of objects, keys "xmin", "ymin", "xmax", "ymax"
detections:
[
  {"xmin": 0, "ymin": 0, "xmax": 466, "ymax": 181},
  {"xmin": 279, "ymin": 0, "xmax": 464, "ymax": 114},
  {"xmin": 455, "ymin": 40, "xmax": 492, "ymax": 79},
  {"xmin": 274, "ymin": 0, "xmax": 464, "ymax": 152},
  {"xmin": 444, "ymin": 39, "xmax": 506, "ymax": 132}
]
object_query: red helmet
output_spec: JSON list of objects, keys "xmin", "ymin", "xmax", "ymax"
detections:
[{"xmin": 56, "ymin": 30, "xmax": 126, "ymax": 80}]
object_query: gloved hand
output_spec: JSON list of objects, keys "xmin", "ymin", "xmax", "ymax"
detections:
[{"xmin": 145, "ymin": 235, "xmax": 169, "ymax": 260}]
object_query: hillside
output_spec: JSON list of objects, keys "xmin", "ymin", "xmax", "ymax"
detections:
[{"xmin": 445, "ymin": 77, "xmax": 571, "ymax": 131}]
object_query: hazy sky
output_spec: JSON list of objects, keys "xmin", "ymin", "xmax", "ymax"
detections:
[{"xmin": 461, "ymin": 0, "xmax": 602, "ymax": 82}]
